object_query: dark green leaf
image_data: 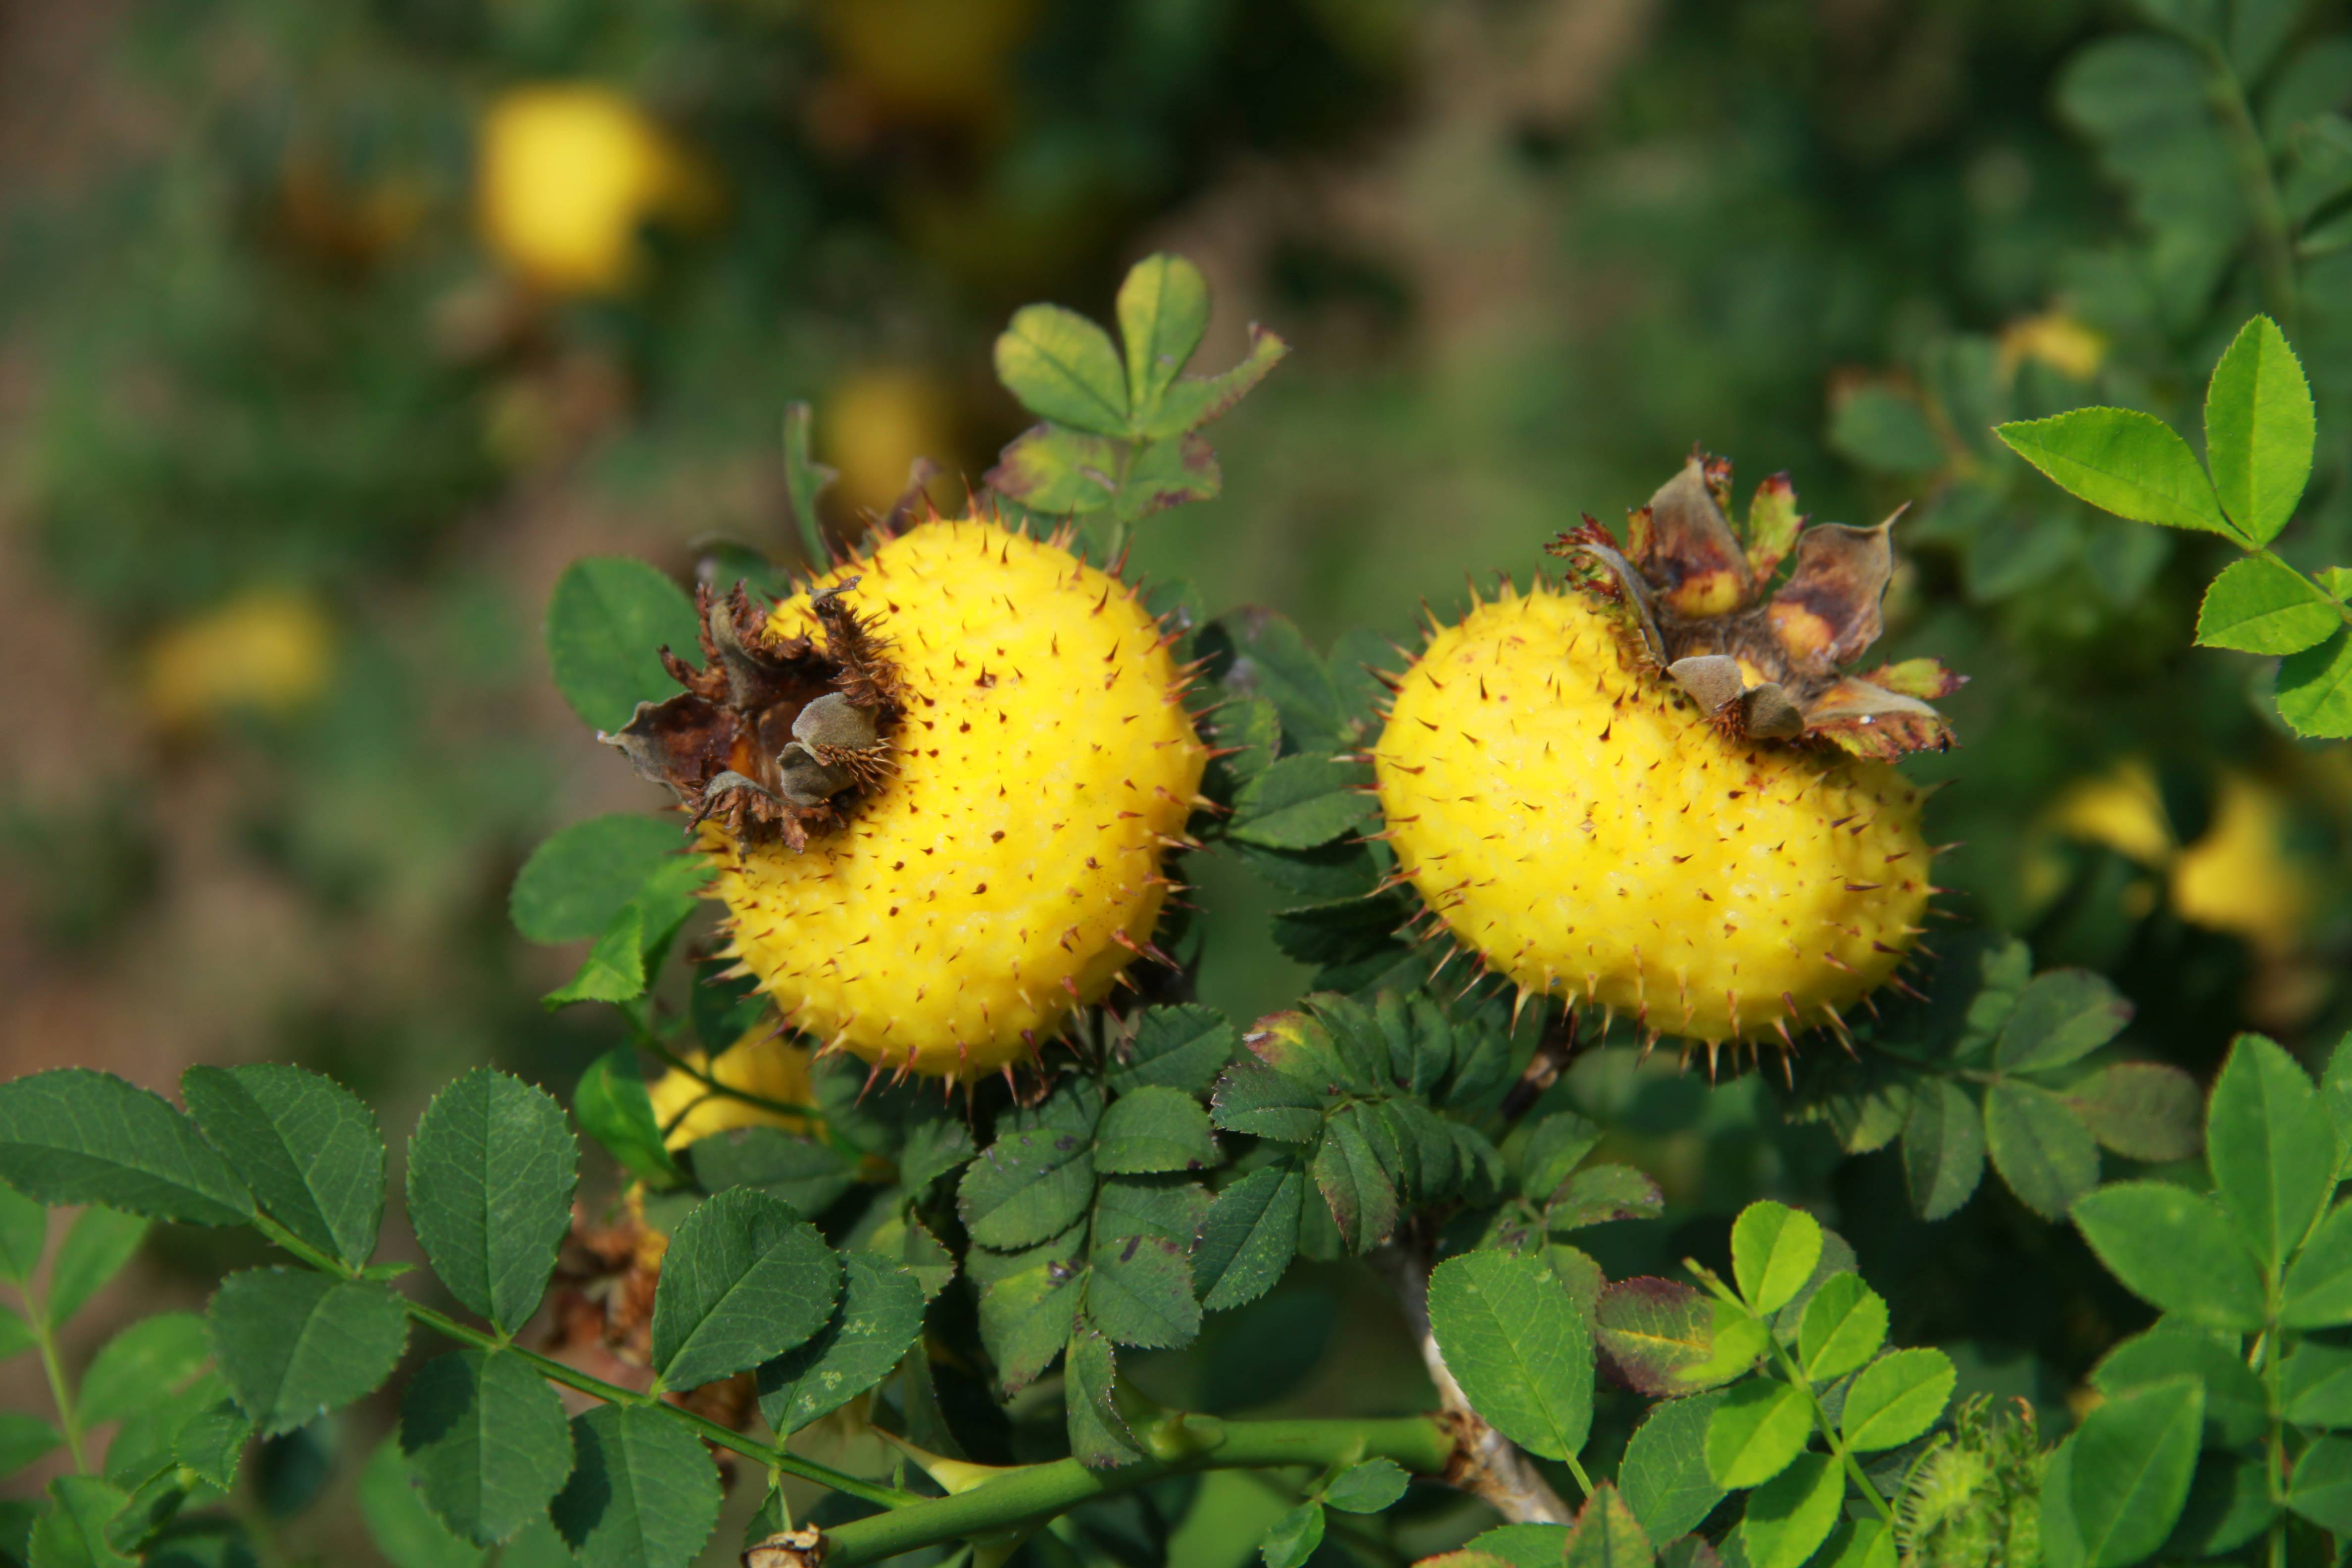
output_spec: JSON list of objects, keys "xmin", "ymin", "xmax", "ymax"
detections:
[
  {"xmin": 1312, "ymin": 1106, "xmax": 1398, "ymax": 1252},
  {"xmin": 47, "ymin": 1207, "xmax": 149, "ymax": 1327},
  {"xmin": 1736, "ymin": 1452, "xmax": 1843, "ymax": 1568},
  {"xmin": 1087, "ymin": 1231, "xmax": 1200, "ymax": 1349},
  {"xmin": 182, "ymin": 1064, "xmax": 386, "ymax": 1269},
  {"xmin": 2207, "ymin": 1032, "xmax": 2337, "ymax": 1272},
  {"xmin": 1828, "ymin": 387, "xmax": 1946, "ymax": 474},
  {"xmin": 1840, "ymin": 1348, "xmax": 1956, "ymax": 1452},
  {"xmin": 1993, "ymin": 409, "xmax": 2238, "ymax": 539},
  {"xmin": 0, "ymin": 1071, "xmax": 249, "ymax": 1226},
  {"xmin": 1548, "ymin": 1165, "xmax": 1663, "ymax": 1232},
  {"xmin": 2096, "ymin": 1323, "xmax": 2266, "ymax": 1448},
  {"xmin": 2166, "ymin": 1451, "xmax": 2278, "ymax": 1557},
  {"xmin": 1228, "ymin": 757, "xmax": 1373, "ymax": 850},
  {"xmin": 508, "ymin": 816, "xmax": 682, "ymax": 945},
  {"xmin": 1992, "ymin": 971, "xmax": 2132, "ymax": 1072},
  {"xmin": 79, "ymin": 1313, "xmax": 210, "ymax": 1427},
  {"xmin": 974, "ymin": 1225, "xmax": 1084, "ymax": 1396},
  {"xmin": 1428, "ymin": 1249, "xmax": 1594, "ymax": 1463},
  {"xmin": 2195, "ymin": 555, "xmax": 2338, "ymax": 654},
  {"xmin": 650, "ymin": 1187, "xmax": 839, "ymax": 1390},
  {"xmin": 1902, "ymin": 1078, "xmax": 1984, "ymax": 1221},
  {"xmin": 2275, "ymin": 628, "xmax": 2352, "ymax": 739},
  {"xmin": 1519, "ymin": 1113, "xmax": 1604, "ymax": 1203},
  {"xmin": 994, "ymin": 304, "xmax": 1129, "ymax": 436},
  {"xmin": 1798, "ymin": 1274, "xmax": 1888, "ymax": 1385},
  {"xmin": 2072, "ymin": 1182, "xmax": 2264, "ymax": 1329},
  {"xmin": 1208, "ymin": 610, "xmax": 1345, "ymax": 750},
  {"xmin": 545, "ymin": 558, "xmax": 701, "ymax": 733},
  {"xmin": 208, "ymin": 1269, "xmax": 408, "ymax": 1436},
  {"xmin": 357, "ymin": 1438, "xmax": 488, "ymax": 1568},
  {"xmin": 405, "ymin": 1070, "xmax": 578, "ymax": 1333},
  {"xmin": 959, "ymin": 1120, "xmax": 1096, "ymax": 1251},
  {"xmin": 870, "ymin": 1212, "xmax": 954, "ymax": 1302},
  {"xmin": 1260, "ymin": 1501, "xmax": 1324, "ymax": 1568},
  {"xmin": 1984, "ymin": 1082, "xmax": 2101, "ymax": 1220},
  {"xmin": 1066, "ymin": 1326, "xmax": 1145, "ymax": 1469},
  {"xmin": 0, "ymin": 1182, "xmax": 44, "ymax": 1284},
  {"xmin": 0, "ymin": 1414, "xmax": 60, "ymax": 1478},
  {"xmin": 1730, "ymin": 1202, "xmax": 1822, "ymax": 1317},
  {"xmin": 399, "ymin": 1350, "xmax": 575, "ymax": 1546},
  {"xmin": 686, "ymin": 1126, "xmax": 857, "ymax": 1220},
  {"xmin": 2204, "ymin": 315, "xmax": 2315, "ymax": 544},
  {"xmin": 1113, "ymin": 1007, "xmax": 1236, "ymax": 1097},
  {"xmin": 31, "ymin": 1475, "xmax": 135, "ymax": 1568},
  {"xmin": 1193, "ymin": 1162, "xmax": 1304, "ymax": 1313},
  {"xmin": 1618, "ymin": 1389, "xmax": 1728, "ymax": 1542},
  {"xmin": 1704, "ymin": 1380, "xmax": 1812, "ymax": 1488},
  {"xmin": 1211, "ymin": 1060, "xmax": 1325, "ymax": 1142},
  {"xmin": 2064, "ymin": 1064, "xmax": 2205, "ymax": 1163},
  {"xmin": 172, "ymin": 1400, "xmax": 250, "ymax": 1492},
  {"xmin": 1324, "ymin": 1457, "xmax": 1410, "ymax": 1514},
  {"xmin": 549, "ymin": 1404, "xmax": 721, "ymax": 1568},
  {"xmin": 2289, "ymin": 1434, "xmax": 2352, "ymax": 1531},
  {"xmin": 572, "ymin": 1050, "xmax": 685, "ymax": 1190},
  {"xmin": 1092, "ymin": 1174, "xmax": 1210, "ymax": 1247},
  {"xmin": 2068, "ymin": 1376, "xmax": 2204, "ymax": 1568},
  {"xmin": 2280, "ymin": 1200, "xmax": 2352, "ymax": 1327},
  {"xmin": 756, "ymin": 1253, "xmax": 924, "ymax": 1434},
  {"xmin": 2284, "ymin": 1336, "xmax": 2352, "ymax": 1427},
  {"xmin": 1594, "ymin": 1278, "xmax": 1766, "ymax": 1397},
  {"xmin": 1095, "ymin": 1087, "xmax": 1218, "ymax": 1176}
]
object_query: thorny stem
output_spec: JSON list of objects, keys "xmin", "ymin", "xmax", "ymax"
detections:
[
  {"xmin": 2198, "ymin": 38, "xmax": 2298, "ymax": 330},
  {"xmin": 21, "ymin": 1282, "xmax": 85, "ymax": 1474},
  {"xmin": 245, "ymin": 1213, "xmax": 915, "ymax": 1512}
]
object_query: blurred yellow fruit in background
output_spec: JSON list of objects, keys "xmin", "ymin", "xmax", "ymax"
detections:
[
  {"xmin": 2048, "ymin": 759, "xmax": 2172, "ymax": 867},
  {"xmin": 822, "ymin": 366, "xmax": 960, "ymax": 518},
  {"xmin": 2000, "ymin": 311, "xmax": 2108, "ymax": 382},
  {"xmin": 143, "ymin": 591, "xmax": 335, "ymax": 730},
  {"xmin": 476, "ymin": 86, "xmax": 713, "ymax": 295},
  {"xmin": 643, "ymin": 1030, "xmax": 816, "ymax": 1150}
]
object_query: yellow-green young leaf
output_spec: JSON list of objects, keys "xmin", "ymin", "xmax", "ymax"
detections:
[
  {"xmin": 1429, "ymin": 1249, "xmax": 1595, "ymax": 1463},
  {"xmin": 1117, "ymin": 254, "xmax": 1211, "ymax": 422},
  {"xmin": 1618, "ymin": 1389, "xmax": 1729, "ymax": 1542},
  {"xmin": 544, "ymin": 557, "xmax": 701, "ymax": 733},
  {"xmin": 2277, "ymin": 628, "xmax": 2352, "ymax": 739},
  {"xmin": 2196, "ymin": 555, "xmax": 2339, "ymax": 654},
  {"xmin": 399, "ymin": 1349, "xmax": 575, "ymax": 1547},
  {"xmin": 993, "ymin": 304, "xmax": 1130, "ymax": 436},
  {"xmin": 1737, "ymin": 1452, "xmax": 1845, "ymax": 1568},
  {"xmin": 2068, "ymin": 1376, "xmax": 2204, "ymax": 1568},
  {"xmin": 2206, "ymin": 1033, "xmax": 2338, "ymax": 1272},
  {"xmin": 2204, "ymin": 316, "xmax": 2316, "ymax": 544},
  {"xmin": 1798, "ymin": 1274, "xmax": 1888, "ymax": 1384},
  {"xmin": 549, "ymin": 1404, "xmax": 721, "ymax": 1568},
  {"xmin": 1994, "ymin": 410, "xmax": 2239, "ymax": 539},
  {"xmin": 1135, "ymin": 325, "xmax": 1289, "ymax": 441},
  {"xmin": 209, "ymin": 1269, "xmax": 409, "ymax": 1436},
  {"xmin": 1704, "ymin": 1380, "xmax": 1813, "ymax": 1488},
  {"xmin": 649, "ymin": 1188, "xmax": 840, "ymax": 1391},
  {"xmin": 2071, "ymin": 1182, "xmax": 2265, "ymax": 1329},
  {"xmin": 2321, "ymin": 567, "xmax": 2352, "ymax": 602},
  {"xmin": 1731, "ymin": 1203, "xmax": 1823, "ymax": 1315},
  {"xmin": 1840, "ymin": 1348, "xmax": 1957, "ymax": 1452}
]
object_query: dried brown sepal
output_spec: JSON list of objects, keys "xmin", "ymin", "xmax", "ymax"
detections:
[
  {"xmin": 744, "ymin": 1527, "xmax": 828, "ymax": 1568},
  {"xmin": 1626, "ymin": 456, "xmax": 1749, "ymax": 618},
  {"xmin": 602, "ymin": 578, "xmax": 903, "ymax": 846},
  {"xmin": 1763, "ymin": 516, "xmax": 1897, "ymax": 676}
]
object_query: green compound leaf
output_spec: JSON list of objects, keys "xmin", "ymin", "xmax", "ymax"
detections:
[
  {"xmin": 49, "ymin": 1206, "xmax": 148, "ymax": 1325},
  {"xmin": 2068, "ymin": 1376, "xmax": 2203, "ymax": 1568},
  {"xmin": 2284, "ymin": 1336, "xmax": 2352, "ymax": 1427},
  {"xmin": 2289, "ymin": 1435, "xmax": 2352, "ymax": 1532},
  {"xmin": 1428, "ymin": 1249, "xmax": 1594, "ymax": 1463},
  {"xmin": 509, "ymin": 815, "xmax": 682, "ymax": 945},
  {"xmin": 545, "ymin": 557, "xmax": 702, "ymax": 733},
  {"xmin": 1324, "ymin": 1457, "xmax": 1410, "ymax": 1514},
  {"xmin": 0, "ymin": 1070, "xmax": 250, "ymax": 1225},
  {"xmin": 974, "ymin": 1226, "xmax": 1084, "ymax": 1396},
  {"xmin": 182, "ymin": 1064, "xmax": 386, "ymax": 1269},
  {"xmin": 170, "ymin": 1398, "xmax": 251, "ymax": 1492},
  {"xmin": 1519, "ymin": 1112, "xmax": 1605, "ymax": 1204},
  {"xmin": 1798, "ymin": 1273, "xmax": 1888, "ymax": 1385},
  {"xmin": 399, "ymin": 1349, "xmax": 575, "ymax": 1547},
  {"xmin": 1261, "ymin": 1500, "xmax": 1325, "ymax": 1568},
  {"xmin": 1993, "ymin": 409, "xmax": 2238, "ymax": 539},
  {"xmin": 1704, "ymin": 1379, "xmax": 1813, "ymax": 1488},
  {"xmin": 1208, "ymin": 608, "xmax": 1346, "ymax": 750},
  {"xmin": 1901, "ymin": 1078, "xmax": 1985, "ymax": 1222},
  {"xmin": 2064, "ymin": 1064, "xmax": 2205, "ymax": 1163},
  {"xmin": 995, "ymin": 304, "xmax": 1130, "ymax": 436},
  {"xmin": 688, "ymin": 1127, "xmax": 857, "ymax": 1221},
  {"xmin": 2280, "ymin": 1200, "xmax": 2352, "ymax": 1327},
  {"xmin": 1730, "ymin": 1202, "xmax": 1822, "ymax": 1316},
  {"xmin": 2204, "ymin": 315, "xmax": 2316, "ymax": 544},
  {"xmin": 959, "ymin": 1122, "xmax": 1097, "ymax": 1252},
  {"xmin": 1737, "ymin": 1451, "xmax": 1844, "ymax": 1568},
  {"xmin": 1066, "ymin": 1324, "xmax": 1146, "ymax": 1469},
  {"xmin": 572, "ymin": 1048, "xmax": 685, "ymax": 1190},
  {"xmin": 78, "ymin": 1313, "xmax": 211, "ymax": 1428},
  {"xmin": 2097, "ymin": 1323, "xmax": 2266, "ymax": 1448},
  {"xmin": 756, "ymin": 1252, "xmax": 925, "ymax": 1434},
  {"xmin": 1984, "ymin": 1081, "xmax": 2101, "ymax": 1221},
  {"xmin": 1594, "ymin": 1277, "xmax": 1766, "ymax": 1397},
  {"xmin": 1137, "ymin": 325, "xmax": 1288, "ymax": 441},
  {"xmin": 1840, "ymin": 1347, "xmax": 1956, "ymax": 1452},
  {"xmin": 2276, "ymin": 628, "xmax": 2352, "ymax": 739},
  {"xmin": 1817, "ymin": 1519, "xmax": 1897, "ymax": 1568},
  {"xmin": 1210, "ymin": 1061, "xmax": 1326, "ymax": 1142},
  {"xmin": 549, "ymin": 1403, "xmax": 721, "ymax": 1568},
  {"xmin": 208, "ymin": 1269, "xmax": 408, "ymax": 1437},
  {"xmin": 1547, "ymin": 1165, "xmax": 1664, "ymax": 1231},
  {"xmin": 2196, "ymin": 555, "xmax": 2339, "ymax": 654},
  {"xmin": 1112, "ymin": 1006, "xmax": 1236, "ymax": 1097},
  {"xmin": 649, "ymin": 1187, "xmax": 840, "ymax": 1391},
  {"xmin": 2071, "ymin": 1182, "xmax": 2265, "ymax": 1330},
  {"xmin": 358, "ymin": 1438, "xmax": 489, "ymax": 1568},
  {"xmin": 1117, "ymin": 255, "xmax": 1211, "ymax": 422},
  {"xmin": 1992, "ymin": 970, "xmax": 2133, "ymax": 1073},
  {"xmin": 1192, "ymin": 1161, "xmax": 1304, "ymax": 1313},
  {"xmin": 1618, "ymin": 1388, "xmax": 1728, "ymax": 1542},
  {"xmin": 1094, "ymin": 1086, "xmax": 1219, "ymax": 1176},
  {"xmin": 2207, "ymin": 1032, "xmax": 2338, "ymax": 1273},
  {"xmin": 1228, "ymin": 756, "xmax": 1374, "ymax": 850},
  {"xmin": 405, "ymin": 1069, "xmax": 579, "ymax": 1333},
  {"xmin": 1087, "ymin": 1230, "xmax": 1201, "ymax": 1349}
]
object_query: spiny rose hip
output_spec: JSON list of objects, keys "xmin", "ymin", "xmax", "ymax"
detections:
[
  {"xmin": 607, "ymin": 516, "xmax": 1206, "ymax": 1082},
  {"xmin": 1372, "ymin": 453, "xmax": 1960, "ymax": 1066}
]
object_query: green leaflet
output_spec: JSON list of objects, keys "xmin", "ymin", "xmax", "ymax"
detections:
[{"xmin": 544, "ymin": 557, "xmax": 702, "ymax": 732}]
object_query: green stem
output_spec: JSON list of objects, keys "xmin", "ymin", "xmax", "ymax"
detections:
[
  {"xmin": 2200, "ymin": 39, "xmax": 2299, "ymax": 329},
  {"xmin": 22, "ymin": 1284, "xmax": 85, "ymax": 1474},
  {"xmin": 623, "ymin": 1011, "xmax": 823, "ymax": 1126},
  {"xmin": 245, "ymin": 1213, "xmax": 915, "ymax": 1512},
  {"xmin": 1766, "ymin": 1328, "xmax": 1895, "ymax": 1524},
  {"xmin": 823, "ymin": 1414, "xmax": 1457, "ymax": 1568}
]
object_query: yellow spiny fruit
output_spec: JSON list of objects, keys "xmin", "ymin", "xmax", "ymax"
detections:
[
  {"xmin": 1374, "ymin": 580, "xmax": 1931, "ymax": 1055},
  {"xmin": 707, "ymin": 519, "xmax": 1206, "ymax": 1079},
  {"xmin": 644, "ymin": 1031, "xmax": 818, "ymax": 1149}
]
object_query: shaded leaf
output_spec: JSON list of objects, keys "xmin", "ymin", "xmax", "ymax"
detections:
[
  {"xmin": 1992, "ymin": 971, "xmax": 2132, "ymax": 1072},
  {"xmin": 1313, "ymin": 1106, "xmax": 1399, "ymax": 1252},
  {"xmin": 572, "ymin": 1050, "xmax": 684, "ymax": 1190},
  {"xmin": 1549, "ymin": 1166, "xmax": 1664, "ymax": 1232},
  {"xmin": 1096, "ymin": 1087, "xmax": 1218, "ymax": 1176},
  {"xmin": 0, "ymin": 1071, "xmax": 249, "ymax": 1226},
  {"xmin": 959, "ymin": 1120, "xmax": 1097, "ymax": 1252},
  {"xmin": 48, "ymin": 1208, "xmax": 148, "ymax": 1325},
  {"xmin": 2064, "ymin": 1064, "xmax": 2204, "ymax": 1163},
  {"xmin": 756, "ymin": 1252, "xmax": 925, "ymax": 1434},
  {"xmin": 549, "ymin": 1404, "xmax": 721, "ymax": 1568},
  {"xmin": 357, "ymin": 1438, "xmax": 489, "ymax": 1568},
  {"xmin": 183, "ymin": 1065, "xmax": 385, "ymax": 1270},
  {"xmin": 2280, "ymin": 1200, "xmax": 2352, "ymax": 1327},
  {"xmin": 1984, "ymin": 1082, "xmax": 2101, "ymax": 1220},
  {"xmin": 208, "ymin": 1269, "xmax": 407, "ymax": 1437},
  {"xmin": 399, "ymin": 1350, "xmax": 574, "ymax": 1546},
  {"xmin": 2288, "ymin": 1434, "xmax": 2352, "ymax": 1532},
  {"xmin": 1192, "ymin": 1163, "xmax": 1304, "ymax": 1313},
  {"xmin": 405, "ymin": 1071, "xmax": 578, "ymax": 1333},
  {"xmin": 79, "ymin": 1313, "xmax": 211, "ymax": 1427},
  {"xmin": 1261, "ymin": 1501, "xmax": 1324, "ymax": 1568},
  {"xmin": 1902, "ymin": 1078, "xmax": 1984, "ymax": 1222},
  {"xmin": 1326, "ymin": 1458, "xmax": 1411, "ymax": 1514},
  {"xmin": 1229, "ymin": 757, "xmax": 1373, "ymax": 850},
  {"xmin": 1113, "ymin": 1007, "xmax": 1236, "ymax": 1097},
  {"xmin": 649, "ymin": 1187, "xmax": 840, "ymax": 1391},
  {"xmin": 1066, "ymin": 1326, "xmax": 1145, "ymax": 1469},
  {"xmin": 545, "ymin": 558, "xmax": 701, "ymax": 733},
  {"xmin": 1088, "ymin": 1231, "xmax": 1201, "ymax": 1349},
  {"xmin": 687, "ymin": 1127, "xmax": 857, "ymax": 1221},
  {"xmin": 1619, "ymin": 1389, "xmax": 1729, "ymax": 1543},
  {"xmin": 2097, "ymin": 1323, "xmax": 2266, "ymax": 1448}
]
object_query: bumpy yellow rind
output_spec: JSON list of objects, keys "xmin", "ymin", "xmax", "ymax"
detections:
[
  {"xmin": 708, "ymin": 518, "xmax": 1206, "ymax": 1078},
  {"xmin": 1373, "ymin": 582, "xmax": 1930, "ymax": 1047},
  {"xmin": 645, "ymin": 1032, "xmax": 818, "ymax": 1149}
]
